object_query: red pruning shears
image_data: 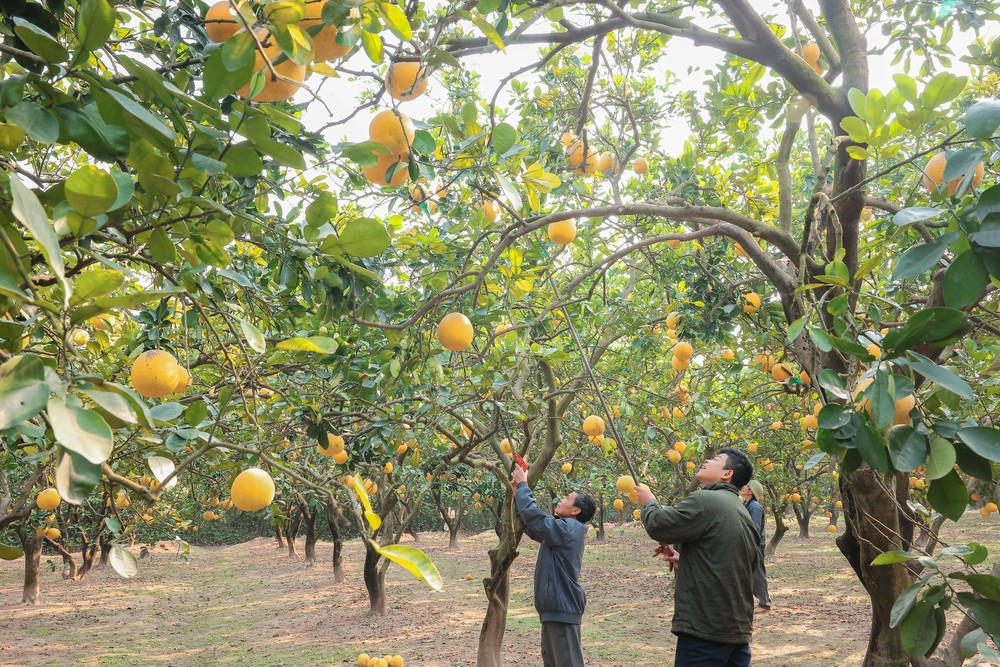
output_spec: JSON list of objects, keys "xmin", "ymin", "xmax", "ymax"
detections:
[
  {"xmin": 513, "ymin": 453, "xmax": 528, "ymax": 471},
  {"xmin": 654, "ymin": 543, "xmax": 677, "ymax": 572}
]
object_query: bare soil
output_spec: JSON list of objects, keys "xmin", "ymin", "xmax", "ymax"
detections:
[{"xmin": 1, "ymin": 515, "xmax": 997, "ymax": 667}]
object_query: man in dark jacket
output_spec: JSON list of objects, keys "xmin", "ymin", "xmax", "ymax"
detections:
[
  {"xmin": 742, "ymin": 479, "xmax": 772, "ymax": 610},
  {"xmin": 512, "ymin": 464, "xmax": 596, "ymax": 667},
  {"xmin": 634, "ymin": 447, "xmax": 758, "ymax": 667}
]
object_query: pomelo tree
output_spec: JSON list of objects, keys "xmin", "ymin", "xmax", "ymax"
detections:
[{"xmin": 3, "ymin": 0, "xmax": 1000, "ymax": 665}]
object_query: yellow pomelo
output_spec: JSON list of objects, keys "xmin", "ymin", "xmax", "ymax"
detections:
[
  {"xmin": 36, "ymin": 488, "xmax": 61, "ymax": 511},
  {"xmin": 231, "ymin": 468, "xmax": 275, "ymax": 511},
  {"xmin": 385, "ymin": 61, "xmax": 429, "ymax": 101},
  {"xmin": 131, "ymin": 349, "xmax": 182, "ymax": 398},
  {"xmin": 437, "ymin": 312, "xmax": 474, "ymax": 351}
]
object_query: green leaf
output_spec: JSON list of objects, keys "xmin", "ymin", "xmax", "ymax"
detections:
[
  {"xmin": 223, "ymin": 144, "xmax": 264, "ymax": 177},
  {"xmin": 966, "ymin": 99, "xmax": 1000, "ymax": 140},
  {"xmin": 458, "ymin": 10, "xmax": 506, "ymax": 53},
  {"xmin": 360, "ymin": 30, "xmax": 384, "ymax": 64},
  {"xmin": 70, "ymin": 269, "xmax": 125, "ymax": 306},
  {"xmin": 872, "ymin": 550, "xmax": 921, "ymax": 565},
  {"xmin": 84, "ymin": 387, "xmax": 143, "ymax": 426},
  {"xmin": 95, "ymin": 88, "xmax": 176, "ymax": 152},
  {"xmin": 967, "ymin": 599, "xmax": 1000, "ymax": 636},
  {"xmin": 365, "ymin": 511, "xmax": 382, "ymax": 533},
  {"xmin": 818, "ymin": 404, "xmax": 853, "ymax": 429},
  {"xmin": 0, "ymin": 354, "xmax": 55, "ymax": 430},
  {"xmin": 48, "ymin": 395, "xmax": 113, "ymax": 465},
  {"xmin": 956, "ymin": 427, "xmax": 1000, "ymax": 462},
  {"xmin": 336, "ymin": 218, "xmax": 391, "ymax": 257},
  {"xmin": 110, "ymin": 544, "xmax": 139, "ymax": 578},
  {"xmin": 920, "ymin": 72, "xmax": 967, "ymax": 109},
  {"xmin": 276, "ymin": 336, "xmax": 339, "ymax": 354},
  {"xmin": 6, "ymin": 101, "xmax": 59, "ymax": 144},
  {"xmin": 967, "ymin": 574, "xmax": 1000, "ymax": 601},
  {"xmin": 202, "ymin": 41, "xmax": 256, "ymax": 100},
  {"xmin": 855, "ymin": 423, "xmax": 889, "ymax": 473},
  {"xmin": 905, "ymin": 352, "xmax": 973, "ymax": 401},
  {"xmin": 840, "ymin": 116, "xmax": 869, "ymax": 142},
  {"xmin": 817, "ymin": 370, "xmax": 850, "ymax": 400},
  {"xmin": 900, "ymin": 599, "xmax": 938, "ymax": 657},
  {"xmin": 924, "ymin": 437, "xmax": 957, "ymax": 480},
  {"xmin": 9, "ymin": 175, "xmax": 70, "ymax": 305},
  {"xmin": 893, "ymin": 242, "xmax": 947, "ymax": 280},
  {"xmin": 55, "ymin": 447, "xmax": 102, "ymax": 505},
  {"xmin": 374, "ymin": 542, "xmax": 443, "ymax": 590},
  {"xmin": 76, "ymin": 0, "xmax": 116, "ymax": 52},
  {"xmin": 491, "ymin": 122, "xmax": 517, "ymax": 155},
  {"xmin": 496, "ymin": 172, "xmax": 522, "ymax": 211},
  {"xmin": 808, "ymin": 326, "xmax": 832, "ymax": 352},
  {"xmin": 954, "ymin": 442, "xmax": 992, "ymax": 481},
  {"xmin": 0, "ymin": 544, "xmax": 24, "ymax": 560},
  {"xmin": 378, "ymin": 2, "xmax": 412, "ymax": 40},
  {"xmin": 883, "ymin": 308, "xmax": 969, "ymax": 354},
  {"xmin": 257, "ymin": 139, "xmax": 308, "ymax": 170},
  {"xmin": 970, "ymin": 220, "xmax": 1000, "ymax": 248},
  {"xmin": 888, "ymin": 426, "xmax": 928, "ymax": 472},
  {"xmin": 56, "ymin": 104, "xmax": 131, "ymax": 162},
  {"xmin": 942, "ymin": 249, "xmax": 990, "ymax": 308},
  {"xmin": 13, "ymin": 18, "xmax": 68, "ymax": 63},
  {"xmin": 926, "ymin": 469, "xmax": 968, "ymax": 521},
  {"xmin": 891, "ymin": 575, "xmax": 934, "ymax": 628},
  {"xmin": 240, "ymin": 319, "xmax": 267, "ymax": 354},
  {"xmin": 892, "ymin": 206, "xmax": 944, "ymax": 227},
  {"xmin": 185, "ymin": 400, "xmax": 209, "ymax": 427}
]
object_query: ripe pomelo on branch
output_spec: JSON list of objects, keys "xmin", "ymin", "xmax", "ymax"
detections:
[
  {"xmin": 230, "ymin": 468, "xmax": 276, "ymax": 511},
  {"xmin": 369, "ymin": 109, "xmax": 415, "ymax": 156},
  {"xmin": 36, "ymin": 488, "xmax": 61, "ymax": 511},
  {"xmin": 437, "ymin": 312, "xmax": 474, "ymax": 351},
  {"xmin": 385, "ymin": 61, "xmax": 429, "ymax": 101},
  {"xmin": 204, "ymin": 1, "xmax": 243, "ymax": 43},
  {"xmin": 921, "ymin": 152, "xmax": 984, "ymax": 196},
  {"xmin": 583, "ymin": 415, "xmax": 605, "ymax": 437},
  {"xmin": 363, "ymin": 152, "xmax": 410, "ymax": 187},
  {"xmin": 300, "ymin": 1, "xmax": 353, "ymax": 61},
  {"xmin": 131, "ymin": 349, "xmax": 182, "ymax": 398},
  {"xmin": 236, "ymin": 34, "xmax": 307, "ymax": 103},
  {"xmin": 548, "ymin": 218, "xmax": 577, "ymax": 244}
]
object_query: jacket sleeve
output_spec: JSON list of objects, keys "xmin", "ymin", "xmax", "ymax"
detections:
[
  {"xmin": 640, "ymin": 494, "xmax": 707, "ymax": 544},
  {"xmin": 514, "ymin": 483, "xmax": 578, "ymax": 547}
]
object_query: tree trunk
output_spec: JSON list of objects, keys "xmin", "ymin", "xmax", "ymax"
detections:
[
  {"xmin": 477, "ymin": 568, "xmax": 511, "ymax": 667},
  {"xmin": 99, "ymin": 535, "xmax": 112, "ymax": 567},
  {"xmin": 363, "ymin": 543, "xmax": 386, "ymax": 615},
  {"xmin": 61, "ymin": 550, "xmax": 78, "ymax": 580},
  {"xmin": 766, "ymin": 509, "xmax": 789, "ymax": 557},
  {"xmin": 275, "ymin": 529, "xmax": 284, "ymax": 549},
  {"xmin": 21, "ymin": 534, "xmax": 42, "ymax": 604},
  {"xmin": 326, "ymin": 509, "xmax": 346, "ymax": 583},
  {"xmin": 449, "ymin": 525, "xmax": 460, "ymax": 548},
  {"xmin": 303, "ymin": 507, "xmax": 318, "ymax": 568},
  {"xmin": 78, "ymin": 543, "xmax": 98, "ymax": 578},
  {"xmin": 838, "ymin": 468, "xmax": 914, "ymax": 667},
  {"xmin": 797, "ymin": 509, "xmax": 812, "ymax": 538}
]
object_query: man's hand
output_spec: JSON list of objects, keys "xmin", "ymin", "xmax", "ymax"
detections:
[
  {"xmin": 511, "ymin": 464, "xmax": 527, "ymax": 487},
  {"xmin": 634, "ymin": 483, "xmax": 655, "ymax": 505}
]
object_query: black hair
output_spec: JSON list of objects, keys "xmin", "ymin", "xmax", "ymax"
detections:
[
  {"xmin": 570, "ymin": 491, "xmax": 597, "ymax": 523},
  {"xmin": 719, "ymin": 447, "xmax": 753, "ymax": 489}
]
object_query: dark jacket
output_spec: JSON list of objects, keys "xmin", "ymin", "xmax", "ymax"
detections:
[
  {"xmin": 514, "ymin": 482, "xmax": 588, "ymax": 624},
  {"xmin": 744, "ymin": 497, "xmax": 766, "ymax": 553},
  {"xmin": 641, "ymin": 482, "xmax": 759, "ymax": 644}
]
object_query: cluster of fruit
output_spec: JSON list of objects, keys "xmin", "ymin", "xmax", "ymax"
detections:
[{"xmin": 356, "ymin": 653, "xmax": 404, "ymax": 667}]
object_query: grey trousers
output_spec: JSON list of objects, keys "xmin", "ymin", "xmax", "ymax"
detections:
[
  {"xmin": 753, "ymin": 553, "xmax": 771, "ymax": 607},
  {"xmin": 541, "ymin": 621, "xmax": 585, "ymax": 667}
]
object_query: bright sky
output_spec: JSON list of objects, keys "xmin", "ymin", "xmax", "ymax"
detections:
[{"xmin": 300, "ymin": 0, "xmax": 996, "ymax": 163}]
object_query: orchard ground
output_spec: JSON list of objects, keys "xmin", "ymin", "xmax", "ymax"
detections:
[{"xmin": 2, "ymin": 513, "xmax": 998, "ymax": 667}]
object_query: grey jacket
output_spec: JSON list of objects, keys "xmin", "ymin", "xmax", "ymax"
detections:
[{"xmin": 514, "ymin": 482, "xmax": 588, "ymax": 624}]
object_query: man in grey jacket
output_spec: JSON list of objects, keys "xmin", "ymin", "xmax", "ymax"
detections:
[{"xmin": 512, "ymin": 464, "xmax": 596, "ymax": 667}]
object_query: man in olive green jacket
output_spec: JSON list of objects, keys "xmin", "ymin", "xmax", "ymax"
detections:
[{"xmin": 635, "ymin": 447, "xmax": 759, "ymax": 666}]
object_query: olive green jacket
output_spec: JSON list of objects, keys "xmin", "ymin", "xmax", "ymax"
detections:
[{"xmin": 640, "ymin": 482, "xmax": 759, "ymax": 644}]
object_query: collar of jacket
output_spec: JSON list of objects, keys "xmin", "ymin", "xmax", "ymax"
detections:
[{"xmin": 702, "ymin": 482, "xmax": 740, "ymax": 494}]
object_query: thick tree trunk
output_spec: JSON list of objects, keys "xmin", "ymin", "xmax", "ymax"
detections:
[
  {"xmin": 797, "ymin": 510, "xmax": 812, "ymax": 538},
  {"xmin": 61, "ymin": 551, "xmax": 78, "ymax": 580},
  {"xmin": 275, "ymin": 529, "xmax": 284, "ymax": 549},
  {"xmin": 449, "ymin": 525, "xmax": 460, "ymax": 549},
  {"xmin": 477, "ymin": 568, "xmax": 511, "ymax": 667},
  {"xmin": 765, "ymin": 510, "xmax": 789, "ymax": 557},
  {"xmin": 21, "ymin": 535, "xmax": 42, "ymax": 604},
  {"xmin": 838, "ymin": 469, "xmax": 914, "ymax": 667},
  {"xmin": 363, "ymin": 544, "xmax": 386, "ymax": 616},
  {"xmin": 78, "ymin": 543, "xmax": 98, "ymax": 578}
]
